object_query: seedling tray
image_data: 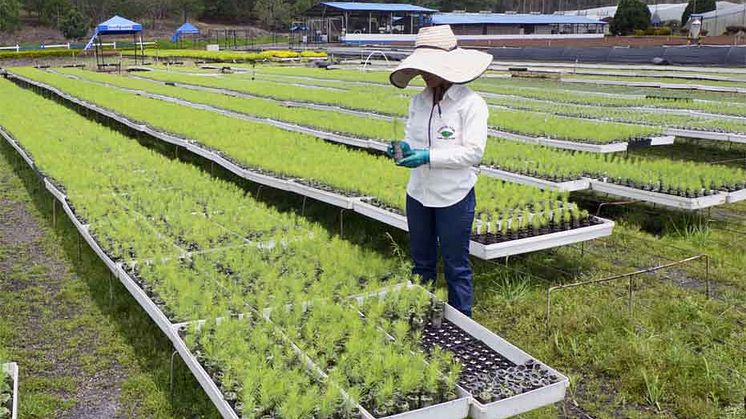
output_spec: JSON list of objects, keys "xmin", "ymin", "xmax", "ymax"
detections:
[
  {"xmin": 469, "ymin": 216, "xmax": 614, "ymax": 260},
  {"xmin": 353, "ymin": 200, "xmax": 409, "ymax": 231},
  {"xmin": 666, "ymin": 128, "xmax": 746, "ymax": 144},
  {"xmin": 441, "ymin": 305, "xmax": 568, "ymax": 419},
  {"xmin": 170, "ymin": 324, "xmax": 241, "ymax": 419},
  {"xmin": 365, "ymin": 284, "xmax": 568, "ymax": 418},
  {"xmin": 479, "ymin": 166, "xmax": 590, "ymax": 192},
  {"xmin": 1, "ymin": 363, "xmax": 18, "ymax": 419},
  {"xmin": 286, "ymin": 180, "xmax": 358, "ymax": 209},
  {"xmin": 726, "ymin": 188, "xmax": 746, "ymax": 204},
  {"xmin": 489, "ymin": 129, "xmax": 628, "ymax": 153},
  {"xmin": 589, "ymin": 180, "xmax": 728, "ymax": 210},
  {"xmin": 259, "ymin": 303, "xmax": 471, "ymax": 419}
]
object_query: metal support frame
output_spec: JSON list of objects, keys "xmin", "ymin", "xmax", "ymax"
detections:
[
  {"xmin": 170, "ymin": 350, "xmax": 179, "ymax": 404},
  {"xmin": 545, "ymin": 254, "xmax": 711, "ymax": 329}
]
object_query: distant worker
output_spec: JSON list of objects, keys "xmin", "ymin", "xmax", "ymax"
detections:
[{"xmin": 386, "ymin": 25, "xmax": 492, "ymax": 317}]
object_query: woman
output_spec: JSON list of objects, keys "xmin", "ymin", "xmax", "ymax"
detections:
[{"xmin": 387, "ymin": 25, "xmax": 492, "ymax": 317}]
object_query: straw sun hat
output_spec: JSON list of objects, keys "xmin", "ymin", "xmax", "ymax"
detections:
[{"xmin": 389, "ymin": 25, "xmax": 493, "ymax": 89}]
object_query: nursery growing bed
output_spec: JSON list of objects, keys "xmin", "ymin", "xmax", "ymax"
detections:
[
  {"xmin": 359, "ymin": 284, "xmax": 569, "ymax": 419},
  {"xmin": 1, "ymin": 363, "xmax": 17, "ymax": 419},
  {"xmin": 469, "ymin": 216, "xmax": 614, "ymax": 260},
  {"xmin": 561, "ymin": 77, "xmax": 746, "ymax": 94},
  {"xmin": 478, "ymin": 166, "xmax": 590, "ymax": 192},
  {"xmin": 437, "ymin": 301, "xmax": 568, "ymax": 418},
  {"xmin": 666, "ymin": 128, "xmax": 746, "ymax": 144},
  {"xmin": 589, "ymin": 180, "xmax": 730, "ymax": 210},
  {"xmin": 488, "ymin": 129, "xmax": 672, "ymax": 153},
  {"xmin": 9, "ymin": 71, "xmax": 617, "ymax": 260}
]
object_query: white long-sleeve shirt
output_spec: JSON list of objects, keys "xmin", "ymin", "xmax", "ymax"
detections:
[{"xmin": 405, "ymin": 84, "xmax": 489, "ymax": 208}]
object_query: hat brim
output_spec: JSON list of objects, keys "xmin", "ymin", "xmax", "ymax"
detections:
[{"xmin": 389, "ymin": 48, "xmax": 493, "ymax": 89}]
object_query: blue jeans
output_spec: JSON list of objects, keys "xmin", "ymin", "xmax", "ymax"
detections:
[{"xmin": 406, "ymin": 189, "xmax": 475, "ymax": 317}]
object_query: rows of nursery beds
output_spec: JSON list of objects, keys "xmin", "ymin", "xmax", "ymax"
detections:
[
  {"xmin": 15, "ymin": 67, "xmax": 746, "ymax": 210},
  {"xmin": 6, "ymin": 69, "xmax": 616, "ymax": 259},
  {"xmin": 0, "ymin": 75, "xmax": 569, "ymax": 418}
]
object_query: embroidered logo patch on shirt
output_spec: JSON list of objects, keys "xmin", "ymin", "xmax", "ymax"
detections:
[{"xmin": 437, "ymin": 125, "xmax": 456, "ymax": 140}]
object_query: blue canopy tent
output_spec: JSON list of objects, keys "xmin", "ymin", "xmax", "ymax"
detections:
[
  {"xmin": 84, "ymin": 15, "xmax": 144, "ymax": 70},
  {"xmin": 171, "ymin": 22, "xmax": 200, "ymax": 46}
]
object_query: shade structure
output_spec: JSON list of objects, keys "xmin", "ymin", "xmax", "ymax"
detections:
[
  {"xmin": 84, "ymin": 15, "xmax": 145, "ymax": 69},
  {"xmin": 171, "ymin": 21, "xmax": 200, "ymax": 42},
  {"xmin": 96, "ymin": 15, "xmax": 143, "ymax": 35}
]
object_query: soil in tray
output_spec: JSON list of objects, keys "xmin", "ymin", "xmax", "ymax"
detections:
[
  {"xmin": 364, "ymin": 198, "xmax": 405, "ymax": 215},
  {"xmin": 471, "ymin": 217, "xmax": 601, "ymax": 245},
  {"xmin": 419, "ymin": 319, "xmax": 560, "ymax": 404},
  {"xmin": 0, "ymin": 369, "xmax": 12, "ymax": 418}
]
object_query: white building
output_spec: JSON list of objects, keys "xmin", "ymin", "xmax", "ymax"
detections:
[{"xmin": 563, "ymin": 2, "xmax": 738, "ymax": 24}]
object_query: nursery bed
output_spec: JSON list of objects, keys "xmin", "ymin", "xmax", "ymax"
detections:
[
  {"xmin": 589, "ymin": 180, "xmax": 730, "ymax": 210},
  {"xmin": 440, "ymin": 301, "xmax": 568, "ymax": 418},
  {"xmin": 1, "ymin": 363, "xmax": 17, "ymax": 419},
  {"xmin": 488, "ymin": 129, "xmax": 672, "ymax": 153},
  {"xmin": 361, "ymin": 284, "xmax": 570, "ymax": 419},
  {"xmin": 8, "ymin": 72, "xmax": 616, "ymax": 260},
  {"xmin": 561, "ymin": 77, "xmax": 746, "ymax": 94},
  {"xmin": 666, "ymin": 128, "xmax": 746, "ymax": 144},
  {"xmin": 469, "ymin": 216, "xmax": 614, "ymax": 260},
  {"xmin": 478, "ymin": 166, "xmax": 590, "ymax": 192}
]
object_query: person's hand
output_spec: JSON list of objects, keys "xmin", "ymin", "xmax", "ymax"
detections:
[
  {"xmin": 397, "ymin": 149, "xmax": 429, "ymax": 168},
  {"xmin": 386, "ymin": 141, "xmax": 412, "ymax": 159}
]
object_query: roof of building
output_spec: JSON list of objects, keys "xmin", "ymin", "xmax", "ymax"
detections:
[
  {"xmin": 317, "ymin": 2, "xmax": 436, "ymax": 12},
  {"xmin": 431, "ymin": 12, "xmax": 605, "ymax": 25},
  {"xmin": 696, "ymin": 2, "xmax": 746, "ymax": 19}
]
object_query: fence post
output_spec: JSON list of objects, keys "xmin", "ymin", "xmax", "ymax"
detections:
[
  {"xmin": 66, "ymin": 43, "xmax": 70, "ymax": 49},
  {"xmin": 15, "ymin": 44, "xmax": 19, "ymax": 52},
  {"xmin": 113, "ymin": 41, "xmax": 117, "ymax": 49}
]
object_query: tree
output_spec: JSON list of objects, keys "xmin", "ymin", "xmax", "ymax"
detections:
[
  {"xmin": 171, "ymin": 0, "xmax": 204, "ymax": 22},
  {"xmin": 681, "ymin": 0, "xmax": 715, "ymax": 25},
  {"xmin": 609, "ymin": 0, "xmax": 651, "ymax": 35},
  {"xmin": 60, "ymin": 7, "xmax": 89, "ymax": 40},
  {"xmin": 0, "ymin": 0, "xmax": 21, "ymax": 33}
]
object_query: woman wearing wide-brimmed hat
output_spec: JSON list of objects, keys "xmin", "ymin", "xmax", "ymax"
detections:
[{"xmin": 387, "ymin": 25, "xmax": 492, "ymax": 317}]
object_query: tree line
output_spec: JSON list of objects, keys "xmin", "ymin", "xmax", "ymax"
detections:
[{"xmin": 0, "ymin": 0, "xmax": 719, "ymax": 39}]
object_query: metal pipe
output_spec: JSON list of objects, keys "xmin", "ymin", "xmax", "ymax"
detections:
[{"xmin": 546, "ymin": 254, "xmax": 709, "ymax": 327}]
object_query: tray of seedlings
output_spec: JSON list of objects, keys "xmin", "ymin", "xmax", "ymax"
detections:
[
  {"xmin": 263, "ymin": 297, "xmax": 470, "ymax": 419},
  {"xmin": 726, "ymin": 187, "xmax": 746, "ymax": 204},
  {"xmin": 353, "ymin": 199, "xmax": 410, "ymax": 232},
  {"xmin": 589, "ymin": 179, "xmax": 730, "ymax": 211},
  {"xmin": 478, "ymin": 165, "xmax": 590, "ymax": 192},
  {"xmin": 286, "ymin": 179, "xmax": 361, "ymax": 209},
  {"xmin": 666, "ymin": 128, "xmax": 746, "ymax": 144},
  {"xmin": 0, "ymin": 363, "xmax": 17, "ymax": 419},
  {"xmin": 354, "ymin": 285, "xmax": 568, "ymax": 419},
  {"xmin": 469, "ymin": 202, "xmax": 613, "ymax": 260},
  {"xmin": 490, "ymin": 129, "xmax": 628, "ymax": 153},
  {"xmin": 483, "ymin": 137, "xmax": 746, "ymax": 210}
]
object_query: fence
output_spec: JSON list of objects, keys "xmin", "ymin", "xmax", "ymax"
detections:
[{"xmin": 0, "ymin": 41, "xmax": 156, "ymax": 53}]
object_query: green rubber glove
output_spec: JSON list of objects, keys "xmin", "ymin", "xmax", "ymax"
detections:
[
  {"xmin": 386, "ymin": 141, "xmax": 412, "ymax": 160},
  {"xmin": 397, "ymin": 149, "xmax": 430, "ymax": 168}
]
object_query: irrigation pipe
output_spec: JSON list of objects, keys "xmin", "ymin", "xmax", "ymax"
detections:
[{"xmin": 545, "ymin": 254, "xmax": 711, "ymax": 329}]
